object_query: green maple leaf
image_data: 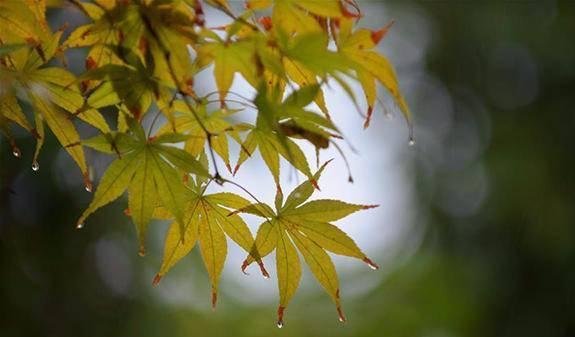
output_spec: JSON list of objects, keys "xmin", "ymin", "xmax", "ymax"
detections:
[
  {"xmin": 238, "ymin": 161, "xmax": 379, "ymax": 326},
  {"xmin": 156, "ymin": 100, "xmax": 249, "ymax": 172},
  {"xmin": 1, "ymin": 26, "xmax": 108, "ymax": 181},
  {"xmin": 337, "ymin": 18, "xmax": 412, "ymax": 132},
  {"xmin": 152, "ymin": 188, "xmax": 269, "ymax": 309},
  {"xmin": 234, "ymin": 85, "xmax": 339, "ymax": 188},
  {"xmin": 77, "ymin": 124, "xmax": 209, "ymax": 253}
]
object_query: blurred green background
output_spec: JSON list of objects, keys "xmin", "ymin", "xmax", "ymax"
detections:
[{"xmin": 1, "ymin": 1, "xmax": 575, "ymax": 336}]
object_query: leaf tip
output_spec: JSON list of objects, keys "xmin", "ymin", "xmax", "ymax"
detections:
[
  {"xmin": 337, "ymin": 306, "xmax": 346, "ymax": 323},
  {"xmin": 152, "ymin": 274, "xmax": 162, "ymax": 287},
  {"xmin": 363, "ymin": 257, "xmax": 379, "ymax": 270},
  {"xmin": 211, "ymin": 288, "xmax": 218, "ymax": 311},
  {"xmin": 83, "ymin": 174, "xmax": 93, "ymax": 193},
  {"xmin": 371, "ymin": 20, "xmax": 395, "ymax": 45},
  {"xmin": 363, "ymin": 106, "xmax": 373, "ymax": 129},
  {"xmin": 232, "ymin": 164, "xmax": 240, "ymax": 176},
  {"xmin": 257, "ymin": 260, "xmax": 270, "ymax": 279},
  {"xmin": 362, "ymin": 204, "xmax": 379, "ymax": 210},
  {"xmin": 310, "ymin": 179, "xmax": 320, "ymax": 191},
  {"xmin": 277, "ymin": 306, "xmax": 285, "ymax": 328},
  {"xmin": 138, "ymin": 245, "xmax": 146, "ymax": 257},
  {"xmin": 241, "ymin": 259, "xmax": 250, "ymax": 275}
]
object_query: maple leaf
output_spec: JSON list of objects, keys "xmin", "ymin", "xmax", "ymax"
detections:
[
  {"xmin": 337, "ymin": 18, "xmax": 412, "ymax": 134},
  {"xmin": 78, "ymin": 124, "xmax": 209, "ymax": 253},
  {"xmin": 152, "ymin": 188, "xmax": 269, "ymax": 309},
  {"xmin": 234, "ymin": 84, "xmax": 339, "ymax": 188},
  {"xmin": 238, "ymin": 162, "xmax": 379, "ymax": 326},
  {"xmin": 1, "ymin": 26, "xmax": 108, "ymax": 184},
  {"xmin": 156, "ymin": 101, "xmax": 247, "ymax": 172}
]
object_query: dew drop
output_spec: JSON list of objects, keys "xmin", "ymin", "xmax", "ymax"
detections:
[
  {"xmin": 76, "ymin": 222, "xmax": 84, "ymax": 229},
  {"xmin": 408, "ymin": 138, "xmax": 416, "ymax": 146},
  {"xmin": 12, "ymin": 148, "xmax": 21, "ymax": 158},
  {"xmin": 85, "ymin": 183, "xmax": 93, "ymax": 193},
  {"xmin": 338, "ymin": 316, "xmax": 345, "ymax": 322},
  {"xmin": 276, "ymin": 321, "xmax": 284, "ymax": 329},
  {"xmin": 384, "ymin": 108, "xmax": 394, "ymax": 120},
  {"xmin": 363, "ymin": 257, "xmax": 379, "ymax": 270},
  {"xmin": 263, "ymin": 274, "xmax": 270, "ymax": 280},
  {"xmin": 32, "ymin": 161, "xmax": 40, "ymax": 172}
]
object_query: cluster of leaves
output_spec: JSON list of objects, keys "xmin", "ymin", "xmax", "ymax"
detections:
[{"xmin": 0, "ymin": 0, "xmax": 411, "ymax": 327}]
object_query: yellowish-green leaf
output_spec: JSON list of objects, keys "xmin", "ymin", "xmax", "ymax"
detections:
[
  {"xmin": 77, "ymin": 150, "xmax": 142, "ymax": 227},
  {"xmin": 284, "ymin": 199, "xmax": 377, "ymax": 222},
  {"xmin": 154, "ymin": 200, "xmax": 201, "ymax": 284},
  {"xmin": 289, "ymin": 229, "xmax": 343, "ymax": 319},
  {"xmin": 128, "ymin": 149, "xmax": 155, "ymax": 254},
  {"xmin": 198, "ymin": 201, "xmax": 228, "ymax": 309},
  {"xmin": 276, "ymin": 224, "xmax": 301, "ymax": 324}
]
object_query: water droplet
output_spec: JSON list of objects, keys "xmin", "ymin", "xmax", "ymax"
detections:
[
  {"xmin": 12, "ymin": 148, "xmax": 21, "ymax": 158},
  {"xmin": 338, "ymin": 316, "xmax": 345, "ymax": 322},
  {"xmin": 263, "ymin": 274, "xmax": 270, "ymax": 280},
  {"xmin": 32, "ymin": 161, "xmax": 40, "ymax": 172},
  {"xmin": 276, "ymin": 321, "xmax": 284, "ymax": 329},
  {"xmin": 384, "ymin": 108, "xmax": 394, "ymax": 120},
  {"xmin": 408, "ymin": 138, "xmax": 416, "ymax": 146},
  {"xmin": 363, "ymin": 257, "xmax": 379, "ymax": 270},
  {"xmin": 76, "ymin": 222, "xmax": 84, "ymax": 229},
  {"xmin": 83, "ymin": 174, "xmax": 93, "ymax": 193}
]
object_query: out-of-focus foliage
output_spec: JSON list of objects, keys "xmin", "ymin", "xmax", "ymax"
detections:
[
  {"xmin": 0, "ymin": 0, "xmax": 411, "ymax": 325},
  {"xmin": 3, "ymin": 1, "xmax": 573, "ymax": 337}
]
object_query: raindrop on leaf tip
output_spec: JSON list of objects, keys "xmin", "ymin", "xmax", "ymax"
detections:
[
  {"xmin": 276, "ymin": 321, "xmax": 284, "ymax": 329},
  {"xmin": 32, "ymin": 161, "xmax": 40, "ymax": 172}
]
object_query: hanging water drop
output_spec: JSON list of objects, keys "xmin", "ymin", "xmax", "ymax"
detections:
[
  {"xmin": 384, "ymin": 107, "xmax": 394, "ymax": 120},
  {"xmin": 276, "ymin": 321, "xmax": 284, "ymax": 329},
  {"xmin": 408, "ymin": 138, "xmax": 416, "ymax": 146},
  {"xmin": 363, "ymin": 257, "xmax": 380, "ymax": 270},
  {"xmin": 12, "ymin": 148, "xmax": 21, "ymax": 158},
  {"xmin": 263, "ymin": 274, "xmax": 270, "ymax": 280},
  {"xmin": 84, "ymin": 183, "xmax": 93, "ymax": 193},
  {"xmin": 32, "ymin": 161, "xmax": 40, "ymax": 172},
  {"xmin": 76, "ymin": 222, "xmax": 84, "ymax": 229}
]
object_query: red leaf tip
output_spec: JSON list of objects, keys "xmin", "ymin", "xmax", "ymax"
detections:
[
  {"xmin": 83, "ymin": 174, "xmax": 93, "ymax": 193},
  {"xmin": 364, "ymin": 106, "xmax": 374, "ymax": 129},
  {"xmin": 337, "ymin": 306, "xmax": 346, "ymax": 323},
  {"xmin": 277, "ymin": 306, "xmax": 285, "ymax": 328},
  {"xmin": 241, "ymin": 259, "xmax": 250, "ymax": 275},
  {"xmin": 211, "ymin": 290, "xmax": 218, "ymax": 311},
  {"xmin": 371, "ymin": 20, "xmax": 395, "ymax": 45},
  {"xmin": 310, "ymin": 179, "xmax": 320, "ymax": 191},
  {"xmin": 257, "ymin": 260, "xmax": 270, "ymax": 279},
  {"xmin": 152, "ymin": 274, "xmax": 162, "ymax": 287},
  {"xmin": 362, "ymin": 204, "xmax": 379, "ymax": 210},
  {"xmin": 363, "ymin": 257, "xmax": 379, "ymax": 270}
]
